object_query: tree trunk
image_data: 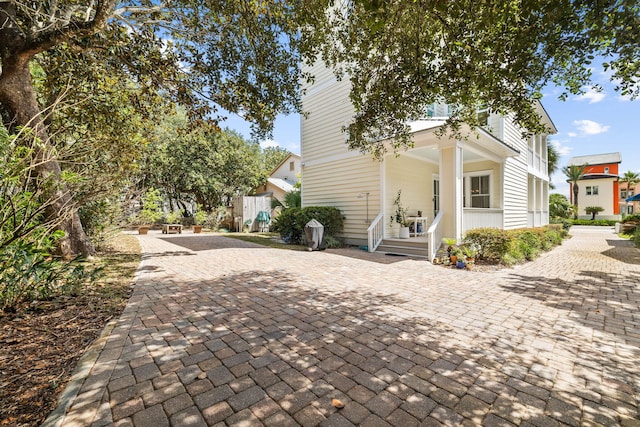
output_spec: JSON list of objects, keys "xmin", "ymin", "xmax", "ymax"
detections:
[
  {"xmin": 573, "ymin": 184, "xmax": 579, "ymax": 209},
  {"xmin": 0, "ymin": 54, "xmax": 96, "ymax": 258}
]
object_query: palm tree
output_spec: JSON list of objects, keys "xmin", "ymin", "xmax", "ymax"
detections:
[
  {"xmin": 547, "ymin": 144, "xmax": 560, "ymax": 189},
  {"xmin": 620, "ymin": 171, "xmax": 639, "ymax": 197},
  {"xmin": 620, "ymin": 171, "xmax": 640, "ymax": 215},
  {"xmin": 562, "ymin": 164, "xmax": 587, "ymax": 209}
]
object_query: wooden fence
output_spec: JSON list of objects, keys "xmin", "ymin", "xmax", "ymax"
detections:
[{"xmin": 231, "ymin": 196, "xmax": 272, "ymax": 232}]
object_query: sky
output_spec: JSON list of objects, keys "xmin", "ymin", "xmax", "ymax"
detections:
[{"xmin": 222, "ymin": 65, "xmax": 639, "ymax": 201}]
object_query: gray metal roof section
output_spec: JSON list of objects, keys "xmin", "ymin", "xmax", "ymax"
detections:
[{"xmin": 568, "ymin": 152, "xmax": 621, "ymax": 166}]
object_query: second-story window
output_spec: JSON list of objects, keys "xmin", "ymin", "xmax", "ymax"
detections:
[
  {"xmin": 586, "ymin": 186, "xmax": 599, "ymax": 196},
  {"xmin": 477, "ymin": 105, "xmax": 490, "ymax": 127},
  {"xmin": 289, "ymin": 161, "xmax": 295, "ymax": 171},
  {"xmin": 604, "ymin": 167, "xmax": 609, "ymax": 174}
]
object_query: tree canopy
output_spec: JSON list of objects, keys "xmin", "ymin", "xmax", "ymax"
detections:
[
  {"xmin": 2, "ymin": 0, "xmax": 640, "ymax": 256},
  {"xmin": 300, "ymin": 0, "xmax": 640, "ymax": 156},
  {"xmin": 0, "ymin": 0, "xmax": 305, "ymax": 256},
  {"xmin": 140, "ymin": 112, "xmax": 267, "ymax": 211}
]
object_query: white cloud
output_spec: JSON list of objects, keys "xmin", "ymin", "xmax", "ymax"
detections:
[
  {"xmin": 572, "ymin": 119, "xmax": 610, "ymax": 136},
  {"xmin": 574, "ymin": 87, "xmax": 605, "ymax": 104},
  {"xmin": 567, "ymin": 132, "xmax": 577, "ymax": 138},
  {"xmin": 260, "ymin": 139, "xmax": 280, "ymax": 149},
  {"xmin": 550, "ymin": 139, "xmax": 572, "ymax": 157}
]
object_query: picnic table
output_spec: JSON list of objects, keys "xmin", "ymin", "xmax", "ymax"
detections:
[{"xmin": 162, "ymin": 224, "xmax": 183, "ymax": 234}]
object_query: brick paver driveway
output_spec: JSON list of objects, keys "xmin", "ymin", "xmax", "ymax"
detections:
[{"xmin": 48, "ymin": 226, "xmax": 640, "ymax": 426}]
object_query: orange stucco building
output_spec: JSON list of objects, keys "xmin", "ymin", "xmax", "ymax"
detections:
[{"xmin": 568, "ymin": 152, "xmax": 621, "ymax": 220}]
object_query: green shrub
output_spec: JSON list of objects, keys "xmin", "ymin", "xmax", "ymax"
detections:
[
  {"xmin": 272, "ymin": 206, "xmax": 344, "ymax": 244},
  {"xmin": 633, "ymin": 228, "xmax": 640, "ymax": 248},
  {"xmin": 570, "ymin": 219, "xmax": 617, "ymax": 226},
  {"xmin": 0, "ymin": 232, "xmax": 94, "ymax": 312},
  {"xmin": 514, "ymin": 230, "xmax": 541, "ymax": 260},
  {"xmin": 464, "ymin": 226, "xmax": 566, "ymax": 265},
  {"xmin": 622, "ymin": 214, "xmax": 640, "ymax": 224},
  {"xmin": 463, "ymin": 228, "xmax": 510, "ymax": 263},
  {"xmin": 550, "ymin": 217, "xmax": 572, "ymax": 230}
]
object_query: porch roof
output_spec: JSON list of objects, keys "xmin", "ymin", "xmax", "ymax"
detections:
[{"xmin": 408, "ymin": 119, "xmax": 520, "ymax": 159}]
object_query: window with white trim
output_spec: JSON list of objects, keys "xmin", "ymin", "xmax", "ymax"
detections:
[
  {"xmin": 463, "ymin": 171, "xmax": 492, "ymax": 208},
  {"xmin": 477, "ymin": 105, "xmax": 490, "ymax": 127},
  {"xmin": 622, "ymin": 190, "xmax": 628, "ymax": 198},
  {"xmin": 604, "ymin": 167, "xmax": 609, "ymax": 174},
  {"xmin": 586, "ymin": 186, "xmax": 599, "ymax": 195},
  {"xmin": 628, "ymin": 206, "xmax": 634, "ymax": 214}
]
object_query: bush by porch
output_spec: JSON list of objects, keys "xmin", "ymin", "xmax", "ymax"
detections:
[{"xmin": 463, "ymin": 226, "xmax": 567, "ymax": 266}]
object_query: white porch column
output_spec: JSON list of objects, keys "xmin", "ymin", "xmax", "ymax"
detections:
[
  {"xmin": 528, "ymin": 175, "xmax": 535, "ymax": 227},
  {"xmin": 439, "ymin": 142, "xmax": 464, "ymax": 240},
  {"xmin": 539, "ymin": 177, "xmax": 545, "ymax": 224}
]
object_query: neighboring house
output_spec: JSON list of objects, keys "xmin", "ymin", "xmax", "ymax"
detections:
[
  {"xmin": 568, "ymin": 153, "xmax": 621, "ymax": 220},
  {"xmin": 301, "ymin": 62, "xmax": 556, "ymax": 260},
  {"xmin": 620, "ymin": 182, "xmax": 638, "ymax": 216},
  {"xmin": 254, "ymin": 153, "xmax": 301, "ymax": 204}
]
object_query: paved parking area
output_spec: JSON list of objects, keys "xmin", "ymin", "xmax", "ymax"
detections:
[{"xmin": 47, "ymin": 227, "xmax": 640, "ymax": 426}]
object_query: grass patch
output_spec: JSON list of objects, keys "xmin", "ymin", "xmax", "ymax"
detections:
[{"xmin": 224, "ymin": 232, "xmax": 308, "ymax": 251}]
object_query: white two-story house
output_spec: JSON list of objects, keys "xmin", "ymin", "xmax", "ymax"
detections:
[{"xmin": 300, "ymin": 62, "xmax": 557, "ymax": 259}]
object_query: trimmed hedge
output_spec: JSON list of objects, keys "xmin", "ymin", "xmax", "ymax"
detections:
[
  {"xmin": 622, "ymin": 214, "xmax": 640, "ymax": 223},
  {"xmin": 272, "ymin": 206, "xmax": 344, "ymax": 245},
  {"xmin": 549, "ymin": 217, "xmax": 572, "ymax": 230},
  {"xmin": 570, "ymin": 219, "xmax": 618, "ymax": 226},
  {"xmin": 464, "ymin": 226, "xmax": 567, "ymax": 266}
]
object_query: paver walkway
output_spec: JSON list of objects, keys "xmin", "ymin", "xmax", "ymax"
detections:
[{"xmin": 46, "ymin": 226, "xmax": 640, "ymax": 426}]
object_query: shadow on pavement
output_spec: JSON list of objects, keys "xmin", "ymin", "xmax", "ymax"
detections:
[
  {"xmin": 159, "ymin": 235, "xmax": 265, "ymax": 252},
  {"xmin": 602, "ymin": 239, "xmax": 640, "ymax": 265},
  {"xmin": 111, "ymin": 269, "xmax": 639, "ymax": 426}
]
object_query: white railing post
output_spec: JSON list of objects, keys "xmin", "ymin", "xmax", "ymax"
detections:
[
  {"xmin": 367, "ymin": 213, "xmax": 384, "ymax": 252},
  {"xmin": 426, "ymin": 211, "xmax": 444, "ymax": 261}
]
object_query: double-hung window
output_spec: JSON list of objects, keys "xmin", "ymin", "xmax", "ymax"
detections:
[{"xmin": 463, "ymin": 171, "xmax": 492, "ymax": 208}]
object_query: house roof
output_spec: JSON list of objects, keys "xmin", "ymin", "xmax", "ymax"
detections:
[
  {"xmin": 408, "ymin": 119, "xmax": 520, "ymax": 158},
  {"xmin": 580, "ymin": 174, "xmax": 619, "ymax": 180},
  {"xmin": 568, "ymin": 152, "xmax": 621, "ymax": 166},
  {"xmin": 270, "ymin": 153, "xmax": 301, "ymax": 176},
  {"xmin": 267, "ymin": 177, "xmax": 296, "ymax": 193},
  {"xmin": 533, "ymin": 101, "xmax": 558, "ymax": 134}
]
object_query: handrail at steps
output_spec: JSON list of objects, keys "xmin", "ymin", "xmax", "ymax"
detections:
[
  {"xmin": 427, "ymin": 210, "xmax": 444, "ymax": 261},
  {"xmin": 367, "ymin": 212, "xmax": 384, "ymax": 252}
]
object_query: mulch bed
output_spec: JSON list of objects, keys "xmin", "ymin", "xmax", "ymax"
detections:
[{"xmin": 0, "ymin": 235, "xmax": 140, "ymax": 427}]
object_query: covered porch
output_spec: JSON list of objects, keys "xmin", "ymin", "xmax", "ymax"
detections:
[{"xmin": 366, "ymin": 120, "xmax": 519, "ymax": 259}]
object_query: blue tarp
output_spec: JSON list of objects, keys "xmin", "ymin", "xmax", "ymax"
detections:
[{"xmin": 625, "ymin": 193, "xmax": 640, "ymax": 202}]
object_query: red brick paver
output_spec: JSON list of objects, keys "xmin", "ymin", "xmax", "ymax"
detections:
[{"xmin": 46, "ymin": 227, "xmax": 640, "ymax": 426}]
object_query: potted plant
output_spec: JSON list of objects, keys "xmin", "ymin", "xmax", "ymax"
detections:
[
  {"xmin": 391, "ymin": 190, "xmax": 410, "ymax": 239},
  {"xmin": 461, "ymin": 244, "xmax": 477, "ymax": 263},
  {"xmin": 138, "ymin": 188, "xmax": 163, "ymax": 234},
  {"xmin": 442, "ymin": 237, "xmax": 457, "ymax": 256},
  {"xmin": 449, "ymin": 247, "xmax": 462, "ymax": 265},
  {"xmin": 193, "ymin": 209, "xmax": 207, "ymax": 233}
]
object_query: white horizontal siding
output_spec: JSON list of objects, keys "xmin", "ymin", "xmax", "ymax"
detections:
[
  {"xmin": 302, "ymin": 156, "xmax": 380, "ymax": 242},
  {"xmin": 502, "ymin": 115, "xmax": 530, "ymax": 229}
]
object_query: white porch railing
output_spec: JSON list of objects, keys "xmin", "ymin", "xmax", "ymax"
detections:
[
  {"xmin": 367, "ymin": 213, "xmax": 384, "ymax": 253},
  {"xmin": 463, "ymin": 208, "xmax": 503, "ymax": 233},
  {"xmin": 426, "ymin": 210, "xmax": 444, "ymax": 261},
  {"xmin": 528, "ymin": 210, "xmax": 550, "ymax": 227}
]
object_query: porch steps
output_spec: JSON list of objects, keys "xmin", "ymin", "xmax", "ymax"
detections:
[{"xmin": 375, "ymin": 238, "xmax": 429, "ymax": 258}]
